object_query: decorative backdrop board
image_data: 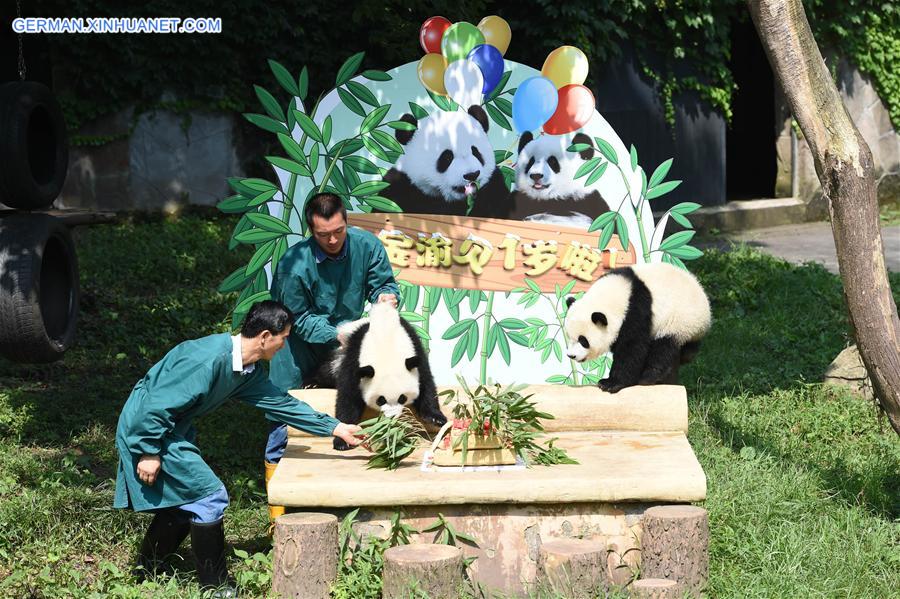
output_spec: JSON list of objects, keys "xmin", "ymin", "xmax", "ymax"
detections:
[{"xmin": 221, "ymin": 32, "xmax": 703, "ymax": 386}]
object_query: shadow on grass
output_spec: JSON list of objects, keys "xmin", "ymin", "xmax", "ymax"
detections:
[{"xmin": 683, "ymin": 247, "xmax": 900, "ymax": 519}]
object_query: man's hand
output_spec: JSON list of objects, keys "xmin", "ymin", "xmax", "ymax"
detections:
[
  {"xmin": 137, "ymin": 454, "xmax": 161, "ymax": 486},
  {"xmin": 377, "ymin": 293, "xmax": 398, "ymax": 308},
  {"xmin": 332, "ymin": 423, "xmax": 366, "ymax": 449}
]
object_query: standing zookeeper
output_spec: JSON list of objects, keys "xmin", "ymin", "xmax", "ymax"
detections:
[
  {"xmin": 264, "ymin": 192, "xmax": 399, "ymax": 518},
  {"xmin": 114, "ymin": 300, "xmax": 364, "ymax": 597}
]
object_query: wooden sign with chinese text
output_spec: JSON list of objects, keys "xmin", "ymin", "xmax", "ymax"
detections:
[{"xmin": 349, "ymin": 213, "xmax": 635, "ymax": 292}]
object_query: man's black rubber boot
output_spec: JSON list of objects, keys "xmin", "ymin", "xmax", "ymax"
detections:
[
  {"xmin": 134, "ymin": 509, "xmax": 190, "ymax": 580},
  {"xmin": 190, "ymin": 518, "xmax": 237, "ymax": 598}
]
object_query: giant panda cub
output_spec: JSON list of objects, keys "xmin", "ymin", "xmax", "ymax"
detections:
[
  {"xmin": 316, "ymin": 302, "xmax": 447, "ymax": 450},
  {"xmin": 510, "ymin": 131, "xmax": 611, "ymax": 228},
  {"xmin": 564, "ymin": 263, "xmax": 711, "ymax": 393},
  {"xmin": 381, "ymin": 105, "xmax": 512, "ymax": 217}
]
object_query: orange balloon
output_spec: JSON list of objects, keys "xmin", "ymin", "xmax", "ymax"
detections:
[
  {"xmin": 418, "ymin": 53, "xmax": 448, "ymax": 95},
  {"xmin": 541, "ymin": 46, "xmax": 589, "ymax": 89},
  {"xmin": 477, "ymin": 15, "xmax": 511, "ymax": 56},
  {"xmin": 543, "ymin": 84, "xmax": 595, "ymax": 135}
]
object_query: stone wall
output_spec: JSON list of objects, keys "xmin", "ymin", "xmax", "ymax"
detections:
[
  {"xmin": 57, "ymin": 107, "xmax": 243, "ymax": 212},
  {"xmin": 775, "ymin": 56, "xmax": 900, "ymax": 213}
]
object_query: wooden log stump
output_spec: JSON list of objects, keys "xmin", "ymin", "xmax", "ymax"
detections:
[
  {"xmin": 537, "ymin": 538, "xmax": 609, "ymax": 597},
  {"xmin": 630, "ymin": 578, "xmax": 679, "ymax": 599},
  {"xmin": 272, "ymin": 512, "xmax": 338, "ymax": 599},
  {"xmin": 640, "ymin": 505, "xmax": 709, "ymax": 597},
  {"xmin": 382, "ymin": 544, "xmax": 463, "ymax": 599}
]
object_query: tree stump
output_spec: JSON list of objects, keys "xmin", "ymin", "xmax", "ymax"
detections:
[
  {"xmin": 272, "ymin": 512, "xmax": 338, "ymax": 599},
  {"xmin": 630, "ymin": 578, "xmax": 679, "ymax": 599},
  {"xmin": 382, "ymin": 544, "xmax": 463, "ymax": 599},
  {"xmin": 537, "ymin": 538, "xmax": 609, "ymax": 597},
  {"xmin": 640, "ymin": 505, "xmax": 709, "ymax": 597}
]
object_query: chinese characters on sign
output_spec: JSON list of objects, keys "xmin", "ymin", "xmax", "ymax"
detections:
[{"xmin": 379, "ymin": 229, "xmax": 620, "ymax": 282}]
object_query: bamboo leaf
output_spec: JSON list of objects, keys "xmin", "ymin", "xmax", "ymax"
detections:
[
  {"xmin": 234, "ymin": 228, "xmax": 282, "ymax": 244},
  {"xmin": 451, "ymin": 333, "xmax": 468, "ymax": 367},
  {"xmin": 494, "ymin": 150, "xmax": 513, "ymax": 164},
  {"xmin": 218, "ymin": 266, "xmax": 252, "ymax": 293},
  {"xmin": 630, "ymin": 144, "xmax": 638, "ymax": 171},
  {"xmin": 254, "ymin": 85, "xmax": 285, "ymax": 122},
  {"xmin": 362, "ymin": 69, "xmax": 391, "ymax": 81},
  {"xmin": 308, "ymin": 143, "xmax": 320, "ymax": 174},
  {"xmin": 593, "ymin": 137, "xmax": 618, "ymax": 165},
  {"xmin": 335, "ymin": 52, "xmax": 365, "ymax": 87},
  {"xmin": 524, "ymin": 278, "xmax": 541, "ymax": 293},
  {"xmin": 443, "ymin": 319, "xmax": 475, "ymax": 340},
  {"xmin": 268, "ymin": 59, "xmax": 299, "ymax": 96},
  {"xmin": 485, "ymin": 104, "xmax": 512, "ymax": 130},
  {"xmin": 584, "ymin": 161, "xmax": 609, "ymax": 186},
  {"xmin": 292, "ymin": 109, "xmax": 323, "ymax": 142},
  {"xmin": 428, "ymin": 90, "xmax": 456, "ymax": 112},
  {"xmin": 648, "ymin": 158, "xmax": 674, "ymax": 188},
  {"xmin": 615, "ymin": 213, "xmax": 629, "ymax": 252},
  {"xmin": 574, "ymin": 157, "xmax": 602, "ymax": 180},
  {"xmin": 271, "ymin": 237, "xmax": 288, "ymax": 273},
  {"xmin": 588, "ymin": 211, "xmax": 616, "ymax": 233},
  {"xmin": 246, "ymin": 213, "xmax": 293, "ymax": 234},
  {"xmin": 277, "ymin": 133, "xmax": 308, "ymax": 165},
  {"xmin": 485, "ymin": 70, "xmax": 512, "ymax": 102},
  {"xmin": 507, "ymin": 331, "xmax": 529, "ymax": 346},
  {"xmin": 217, "ymin": 195, "xmax": 253, "ymax": 214},
  {"xmin": 245, "ymin": 240, "xmax": 278, "ymax": 276},
  {"xmin": 408, "ymin": 102, "xmax": 429, "ymax": 120},
  {"xmin": 499, "ymin": 318, "xmax": 527, "ymax": 330},
  {"xmin": 343, "ymin": 155, "xmax": 381, "ymax": 175},
  {"xmin": 370, "ymin": 129, "xmax": 404, "ymax": 154},
  {"xmin": 658, "ymin": 230, "xmax": 696, "ymax": 251},
  {"xmin": 363, "ymin": 196, "xmax": 402, "ymax": 212},
  {"xmin": 243, "ymin": 113, "xmax": 287, "ymax": 134},
  {"xmin": 546, "ymin": 374, "xmax": 568, "ymax": 384},
  {"xmin": 347, "ymin": 80, "xmax": 380, "ymax": 107},
  {"xmin": 486, "ymin": 325, "xmax": 499, "ymax": 356},
  {"xmin": 666, "ymin": 245, "xmax": 703, "ymax": 259},
  {"xmin": 598, "ymin": 224, "xmax": 615, "ymax": 250},
  {"xmin": 494, "ymin": 96, "xmax": 513, "ymax": 117},
  {"xmin": 337, "ymin": 87, "xmax": 367, "ymax": 117},
  {"xmin": 671, "ymin": 202, "xmax": 702, "ymax": 215},
  {"xmin": 466, "ymin": 321, "xmax": 479, "ymax": 360},
  {"xmin": 670, "ymin": 211, "xmax": 693, "ymax": 228},
  {"xmin": 362, "ymin": 135, "xmax": 391, "ymax": 162},
  {"xmin": 350, "ymin": 180, "xmax": 390, "ymax": 197},
  {"xmin": 386, "ymin": 120, "xmax": 417, "ymax": 131},
  {"xmin": 298, "ymin": 66, "xmax": 309, "ymax": 100},
  {"xmin": 360, "ymin": 105, "xmax": 392, "ymax": 134},
  {"xmin": 235, "ymin": 290, "xmax": 272, "ymax": 314},
  {"xmin": 266, "ymin": 156, "xmax": 311, "ymax": 177},
  {"xmin": 497, "ymin": 330, "xmax": 511, "ymax": 365},
  {"xmin": 322, "ymin": 115, "xmax": 333, "ymax": 147},
  {"xmin": 646, "ymin": 180, "xmax": 682, "ymax": 200}
]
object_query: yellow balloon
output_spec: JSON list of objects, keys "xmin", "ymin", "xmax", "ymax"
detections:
[
  {"xmin": 477, "ymin": 15, "xmax": 511, "ymax": 56},
  {"xmin": 418, "ymin": 53, "xmax": 448, "ymax": 96},
  {"xmin": 541, "ymin": 46, "xmax": 589, "ymax": 89}
]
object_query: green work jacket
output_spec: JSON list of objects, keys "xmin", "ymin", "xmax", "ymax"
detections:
[
  {"xmin": 114, "ymin": 333, "xmax": 339, "ymax": 512},
  {"xmin": 268, "ymin": 226, "xmax": 399, "ymax": 391}
]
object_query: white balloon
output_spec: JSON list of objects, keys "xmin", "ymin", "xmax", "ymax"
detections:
[{"xmin": 443, "ymin": 59, "xmax": 484, "ymax": 109}]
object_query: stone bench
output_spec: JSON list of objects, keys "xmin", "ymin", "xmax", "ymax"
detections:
[{"xmin": 268, "ymin": 384, "xmax": 706, "ymax": 594}]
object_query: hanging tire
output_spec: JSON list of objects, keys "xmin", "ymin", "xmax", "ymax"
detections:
[
  {"xmin": 0, "ymin": 81, "xmax": 69, "ymax": 211},
  {"xmin": 0, "ymin": 214, "xmax": 79, "ymax": 363}
]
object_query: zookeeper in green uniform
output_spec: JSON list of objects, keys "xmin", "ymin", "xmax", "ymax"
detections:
[
  {"xmin": 114, "ymin": 300, "xmax": 364, "ymax": 597},
  {"xmin": 264, "ymin": 192, "xmax": 399, "ymax": 518}
]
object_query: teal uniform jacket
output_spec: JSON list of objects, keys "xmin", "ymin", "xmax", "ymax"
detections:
[
  {"xmin": 114, "ymin": 333, "xmax": 340, "ymax": 512},
  {"xmin": 268, "ymin": 227, "xmax": 399, "ymax": 391}
]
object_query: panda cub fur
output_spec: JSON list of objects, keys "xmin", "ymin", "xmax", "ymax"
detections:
[
  {"xmin": 510, "ymin": 131, "xmax": 611, "ymax": 228},
  {"xmin": 381, "ymin": 105, "xmax": 512, "ymax": 217},
  {"xmin": 317, "ymin": 302, "xmax": 447, "ymax": 450},
  {"xmin": 564, "ymin": 263, "xmax": 711, "ymax": 393}
]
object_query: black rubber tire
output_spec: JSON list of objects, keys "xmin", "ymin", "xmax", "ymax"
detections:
[
  {"xmin": 0, "ymin": 214, "xmax": 79, "ymax": 363},
  {"xmin": 0, "ymin": 82, "xmax": 69, "ymax": 210}
]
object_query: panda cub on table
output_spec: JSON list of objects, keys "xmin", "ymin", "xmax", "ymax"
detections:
[
  {"xmin": 381, "ymin": 105, "xmax": 512, "ymax": 217},
  {"xmin": 564, "ymin": 263, "xmax": 711, "ymax": 393},
  {"xmin": 314, "ymin": 302, "xmax": 447, "ymax": 450},
  {"xmin": 510, "ymin": 131, "xmax": 611, "ymax": 228}
]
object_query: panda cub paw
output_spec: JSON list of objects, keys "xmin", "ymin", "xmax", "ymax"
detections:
[
  {"xmin": 424, "ymin": 413, "xmax": 447, "ymax": 428},
  {"xmin": 598, "ymin": 379, "xmax": 627, "ymax": 394},
  {"xmin": 333, "ymin": 437, "xmax": 353, "ymax": 451}
]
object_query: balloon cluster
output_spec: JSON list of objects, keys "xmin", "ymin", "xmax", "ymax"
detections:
[
  {"xmin": 417, "ymin": 16, "xmax": 510, "ymax": 109},
  {"xmin": 513, "ymin": 46, "xmax": 596, "ymax": 135}
]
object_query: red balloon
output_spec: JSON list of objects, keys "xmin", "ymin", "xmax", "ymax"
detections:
[
  {"xmin": 420, "ymin": 16, "xmax": 452, "ymax": 54},
  {"xmin": 543, "ymin": 84, "xmax": 596, "ymax": 135}
]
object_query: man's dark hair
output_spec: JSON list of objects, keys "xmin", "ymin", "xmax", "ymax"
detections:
[
  {"xmin": 304, "ymin": 192, "xmax": 347, "ymax": 229},
  {"xmin": 241, "ymin": 300, "xmax": 294, "ymax": 337}
]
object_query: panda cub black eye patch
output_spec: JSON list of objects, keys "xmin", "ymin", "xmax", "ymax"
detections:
[
  {"xmin": 398, "ymin": 394, "xmax": 407, "ymax": 404},
  {"xmin": 578, "ymin": 335, "xmax": 589, "ymax": 349},
  {"xmin": 471, "ymin": 145, "xmax": 484, "ymax": 165},
  {"xmin": 525, "ymin": 157, "xmax": 535, "ymax": 172},
  {"xmin": 548, "ymin": 156, "xmax": 561, "ymax": 173},
  {"xmin": 436, "ymin": 150, "xmax": 454, "ymax": 173},
  {"xmin": 376, "ymin": 396, "xmax": 387, "ymax": 406}
]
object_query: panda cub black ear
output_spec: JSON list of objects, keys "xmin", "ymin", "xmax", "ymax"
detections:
[
  {"xmin": 394, "ymin": 113, "xmax": 418, "ymax": 145},
  {"xmin": 358, "ymin": 365, "xmax": 375, "ymax": 379},
  {"xmin": 405, "ymin": 356, "xmax": 420, "ymax": 370},
  {"xmin": 591, "ymin": 312, "xmax": 608, "ymax": 327},
  {"xmin": 467, "ymin": 105, "xmax": 490, "ymax": 134},
  {"xmin": 565, "ymin": 296, "xmax": 576, "ymax": 308},
  {"xmin": 572, "ymin": 132, "xmax": 594, "ymax": 161},
  {"xmin": 518, "ymin": 131, "xmax": 534, "ymax": 156}
]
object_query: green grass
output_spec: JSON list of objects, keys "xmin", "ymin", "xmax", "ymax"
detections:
[{"xmin": 0, "ymin": 212, "xmax": 898, "ymax": 597}]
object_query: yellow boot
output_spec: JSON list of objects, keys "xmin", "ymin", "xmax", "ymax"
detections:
[{"xmin": 264, "ymin": 461, "xmax": 285, "ymax": 522}]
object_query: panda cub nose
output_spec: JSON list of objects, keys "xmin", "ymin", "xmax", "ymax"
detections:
[
  {"xmin": 398, "ymin": 394, "xmax": 407, "ymax": 405},
  {"xmin": 376, "ymin": 396, "xmax": 387, "ymax": 406},
  {"xmin": 463, "ymin": 171, "xmax": 480, "ymax": 182},
  {"xmin": 530, "ymin": 173, "xmax": 543, "ymax": 182}
]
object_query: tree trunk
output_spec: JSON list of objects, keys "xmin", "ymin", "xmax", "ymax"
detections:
[
  {"xmin": 272, "ymin": 512, "xmax": 338, "ymax": 599},
  {"xmin": 382, "ymin": 544, "xmax": 463, "ymax": 599},
  {"xmin": 640, "ymin": 506, "xmax": 708, "ymax": 597},
  {"xmin": 537, "ymin": 538, "xmax": 610, "ymax": 596},
  {"xmin": 747, "ymin": 0, "xmax": 900, "ymax": 435},
  {"xmin": 630, "ymin": 579, "xmax": 679, "ymax": 599}
]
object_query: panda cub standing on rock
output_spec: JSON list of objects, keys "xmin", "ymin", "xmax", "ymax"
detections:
[
  {"xmin": 313, "ymin": 302, "xmax": 447, "ymax": 450},
  {"xmin": 564, "ymin": 263, "xmax": 711, "ymax": 393}
]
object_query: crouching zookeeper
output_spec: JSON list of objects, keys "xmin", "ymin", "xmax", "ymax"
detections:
[{"xmin": 113, "ymin": 300, "xmax": 364, "ymax": 597}]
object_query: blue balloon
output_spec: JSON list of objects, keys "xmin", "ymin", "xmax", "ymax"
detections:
[
  {"xmin": 512, "ymin": 76, "xmax": 559, "ymax": 133},
  {"xmin": 467, "ymin": 44, "xmax": 504, "ymax": 95}
]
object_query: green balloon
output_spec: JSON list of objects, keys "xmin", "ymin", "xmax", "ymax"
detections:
[{"xmin": 441, "ymin": 22, "xmax": 485, "ymax": 63}]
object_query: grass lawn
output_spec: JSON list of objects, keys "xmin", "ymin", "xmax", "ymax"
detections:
[{"xmin": 0, "ymin": 212, "xmax": 897, "ymax": 598}]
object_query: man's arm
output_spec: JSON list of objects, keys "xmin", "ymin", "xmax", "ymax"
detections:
[
  {"xmin": 365, "ymin": 240, "xmax": 401, "ymax": 306},
  {"xmin": 273, "ymin": 265, "xmax": 338, "ymax": 344}
]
